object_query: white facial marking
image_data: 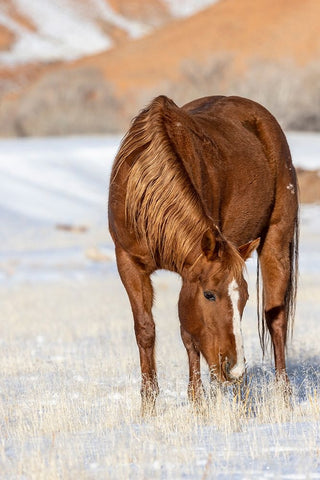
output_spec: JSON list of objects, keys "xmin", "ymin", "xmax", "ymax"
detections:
[{"xmin": 228, "ymin": 279, "xmax": 245, "ymax": 380}]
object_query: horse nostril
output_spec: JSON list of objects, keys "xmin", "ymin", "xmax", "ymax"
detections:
[{"xmin": 222, "ymin": 357, "xmax": 231, "ymax": 378}]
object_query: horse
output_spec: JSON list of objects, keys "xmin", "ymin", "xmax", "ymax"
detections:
[{"xmin": 108, "ymin": 95, "xmax": 299, "ymax": 412}]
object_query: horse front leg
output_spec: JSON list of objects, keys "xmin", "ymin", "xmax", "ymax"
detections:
[
  {"xmin": 180, "ymin": 326, "xmax": 205, "ymax": 405},
  {"xmin": 115, "ymin": 245, "xmax": 159, "ymax": 415}
]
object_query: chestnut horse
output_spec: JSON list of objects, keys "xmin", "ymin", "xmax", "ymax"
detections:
[{"xmin": 108, "ymin": 95, "xmax": 298, "ymax": 411}]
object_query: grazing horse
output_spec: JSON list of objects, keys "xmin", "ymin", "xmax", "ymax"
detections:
[{"xmin": 108, "ymin": 95, "xmax": 298, "ymax": 411}]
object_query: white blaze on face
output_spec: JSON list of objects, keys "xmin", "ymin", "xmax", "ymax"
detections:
[{"xmin": 228, "ymin": 279, "xmax": 245, "ymax": 379}]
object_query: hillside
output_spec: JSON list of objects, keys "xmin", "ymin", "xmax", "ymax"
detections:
[
  {"xmin": 79, "ymin": 0, "xmax": 320, "ymax": 92},
  {"xmin": 0, "ymin": 0, "xmax": 319, "ymax": 136},
  {"xmin": 0, "ymin": 0, "xmax": 217, "ymax": 65}
]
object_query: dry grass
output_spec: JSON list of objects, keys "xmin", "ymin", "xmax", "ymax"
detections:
[{"xmin": 0, "ymin": 269, "xmax": 320, "ymax": 478}]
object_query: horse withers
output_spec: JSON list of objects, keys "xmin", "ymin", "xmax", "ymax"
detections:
[{"xmin": 108, "ymin": 95, "xmax": 298, "ymax": 412}]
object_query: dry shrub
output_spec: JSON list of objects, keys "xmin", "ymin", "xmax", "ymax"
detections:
[
  {"xmin": 11, "ymin": 67, "xmax": 128, "ymax": 136},
  {"xmin": 170, "ymin": 55, "xmax": 320, "ymax": 132},
  {"xmin": 296, "ymin": 168, "xmax": 320, "ymax": 203},
  {"xmin": 230, "ymin": 59, "xmax": 320, "ymax": 131},
  {"xmin": 1, "ymin": 55, "xmax": 320, "ymax": 136}
]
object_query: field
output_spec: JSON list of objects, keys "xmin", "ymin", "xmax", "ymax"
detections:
[{"xmin": 0, "ymin": 135, "xmax": 319, "ymax": 479}]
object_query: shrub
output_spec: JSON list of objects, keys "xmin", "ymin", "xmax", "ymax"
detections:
[{"xmin": 12, "ymin": 67, "xmax": 127, "ymax": 136}]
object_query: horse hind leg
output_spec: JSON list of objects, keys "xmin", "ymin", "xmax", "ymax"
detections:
[
  {"xmin": 258, "ymin": 221, "xmax": 297, "ymax": 382},
  {"xmin": 115, "ymin": 245, "xmax": 159, "ymax": 415}
]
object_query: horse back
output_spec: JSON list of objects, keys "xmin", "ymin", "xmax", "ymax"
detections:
[{"xmin": 180, "ymin": 96, "xmax": 298, "ymax": 244}]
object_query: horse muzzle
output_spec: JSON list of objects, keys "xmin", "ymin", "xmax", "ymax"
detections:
[{"xmin": 222, "ymin": 357, "xmax": 246, "ymax": 383}]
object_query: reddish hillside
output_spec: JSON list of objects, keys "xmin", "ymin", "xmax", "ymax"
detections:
[{"xmin": 76, "ymin": 0, "xmax": 320, "ymax": 94}]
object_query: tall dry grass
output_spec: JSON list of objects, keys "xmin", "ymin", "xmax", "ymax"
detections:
[{"xmin": 0, "ymin": 267, "xmax": 319, "ymax": 478}]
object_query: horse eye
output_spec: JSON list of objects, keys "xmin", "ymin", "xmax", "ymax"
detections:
[{"xmin": 204, "ymin": 290, "xmax": 216, "ymax": 301}]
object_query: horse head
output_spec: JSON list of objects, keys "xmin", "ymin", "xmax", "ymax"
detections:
[{"xmin": 179, "ymin": 228, "xmax": 260, "ymax": 383}]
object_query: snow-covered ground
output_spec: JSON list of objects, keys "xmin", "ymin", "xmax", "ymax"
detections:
[
  {"xmin": 287, "ymin": 132, "xmax": 320, "ymax": 171},
  {"xmin": 0, "ymin": 135, "xmax": 118, "ymax": 284},
  {"xmin": 0, "ymin": 133, "xmax": 319, "ymax": 478}
]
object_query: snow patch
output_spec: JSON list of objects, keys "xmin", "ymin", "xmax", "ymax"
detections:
[
  {"xmin": 287, "ymin": 132, "xmax": 320, "ymax": 170},
  {"xmin": 163, "ymin": 0, "xmax": 219, "ymax": 18},
  {"xmin": 0, "ymin": 0, "xmax": 149, "ymax": 65}
]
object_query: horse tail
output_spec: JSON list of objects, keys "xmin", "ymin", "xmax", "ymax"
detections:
[{"xmin": 285, "ymin": 207, "xmax": 299, "ymax": 347}]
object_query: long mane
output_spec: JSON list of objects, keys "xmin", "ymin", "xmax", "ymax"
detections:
[
  {"xmin": 111, "ymin": 96, "xmax": 210, "ymax": 272},
  {"xmin": 111, "ymin": 96, "xmax": 246, "ymax": 279}
]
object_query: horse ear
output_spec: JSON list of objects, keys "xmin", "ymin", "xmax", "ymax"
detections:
[
  {"xmin": 201, "ymin": 229, "xmax": 218, "ymax": 260},
  {"xmin": 238, "ymin": 238, "xmax": 260, "ymax": 261}
]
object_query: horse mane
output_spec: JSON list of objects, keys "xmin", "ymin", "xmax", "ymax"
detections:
[
  {"xmin": 217, "ymin": 235, "xmax": 246, "ymax": 285},
  {"xmin": 112, "ymin": 96, "xmax": 210, "ymax": 272},
  {"xmin": 112, "ymin": 96, "xmax": 246, "ymax": 277}
]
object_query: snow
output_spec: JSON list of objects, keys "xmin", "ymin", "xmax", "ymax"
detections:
[
  {"xmin": 287, "ymin": 132, "xmax": 320, "ymax": 170},
  {"xmin": 0, "ymin": 0, "xmax": 149, "ymax": 65},
  {"xmin": 0, "ymin": 135, "xmax": 118, "ymax": 223},
  {"xmin": 87, "ymin": 0, "xmax": 150, "ymax": 38},
  {"xmin": 0, "ymin": 0, "xmax": 109, "ymax": 64},
  {"xmin": 0, "ymin": 135, "xmax": 120, "ymax": 284},
  {"xmin": 163, "ymin": 0, "xmax": 219, "ymax": 18}
]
